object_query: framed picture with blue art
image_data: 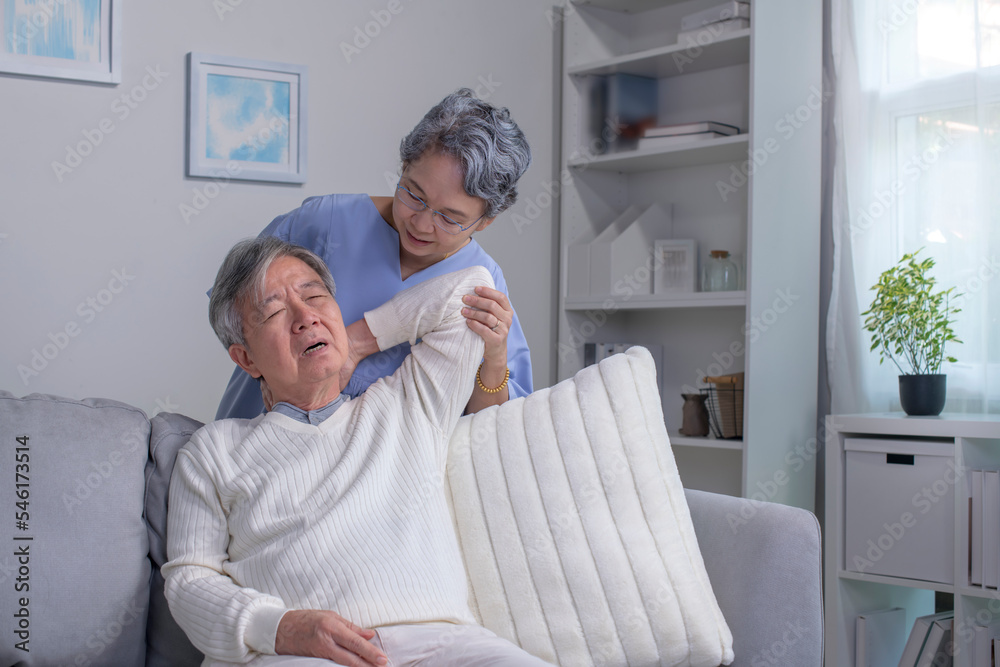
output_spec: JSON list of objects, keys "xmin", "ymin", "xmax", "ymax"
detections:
[
  {"xmin": 187, "ymin": 52, "xmax": 308, "ymax": 184},
  {"xmin": 0, "ymin": 0, "xmax": 121, "ymax": 83}
]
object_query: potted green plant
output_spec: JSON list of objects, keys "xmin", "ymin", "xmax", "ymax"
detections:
[{"xmin": 861, "ymin": 248, "xmax": 962, "ymax": 416}]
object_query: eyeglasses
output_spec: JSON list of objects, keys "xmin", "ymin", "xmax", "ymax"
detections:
[{"xmin": 395, "ymin": 183, "xmax": 485, "ymax": 235}]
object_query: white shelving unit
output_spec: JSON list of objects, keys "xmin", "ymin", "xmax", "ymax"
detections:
[
  {"xmin": 555, "ymin": 0, "xmax": 822, "ymax": 506},
  {"xmin": 824, "ymin": 413, "xmax": 1000, "ymax": 667}
]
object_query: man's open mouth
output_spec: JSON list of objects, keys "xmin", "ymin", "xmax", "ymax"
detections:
[{"xmin": 302, "ymin": 342, "xmax": 327, "ymax": 356}]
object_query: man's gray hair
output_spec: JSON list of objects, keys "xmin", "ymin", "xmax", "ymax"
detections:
[
  {"xmin": 399, "ymin": 88, "xmax": 532, "ymax": 219},
  {"xmin": 209, "ymin": 236, "xmax": 336, "ymax": 349}
]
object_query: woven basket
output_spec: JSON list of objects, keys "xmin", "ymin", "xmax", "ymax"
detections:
[{"xmin": 701, "ymin": 372, "xmax": 744, "ymax": 439}]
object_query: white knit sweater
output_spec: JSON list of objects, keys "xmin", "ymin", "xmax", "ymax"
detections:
[{"xmin": 163, "ymin": 266, "xmax": 492, "ymax": 662}]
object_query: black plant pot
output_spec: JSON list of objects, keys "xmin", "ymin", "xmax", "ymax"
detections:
[{"xmin": 898, "ymin": 374, "xmax": 947, "ymax": 416}]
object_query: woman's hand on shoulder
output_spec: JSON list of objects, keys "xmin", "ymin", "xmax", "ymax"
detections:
[
  {"xmin": 461, "ymin": 285, "xmax": 511, "ymax": 364},
  {"xmin": 461, "ymin": 285, "xmax": 513, "ymax": 414}
]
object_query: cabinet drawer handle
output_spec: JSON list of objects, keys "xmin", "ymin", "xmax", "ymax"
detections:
[{"xmin": 886, "ymin": 453, "xmax": 915, "ymax": 465}]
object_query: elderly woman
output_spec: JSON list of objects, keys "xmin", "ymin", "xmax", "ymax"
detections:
[{"xmin": 216, "ymin": 88, "xmax": 533, "ymax": 419}]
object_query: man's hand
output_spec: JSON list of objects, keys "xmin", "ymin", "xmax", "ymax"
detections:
[
  {"xmin": 259, "ymin": 378, "xmax": 275, "ymax": 411},
  {"xmin": 275, "ymin": 609, "xmax": 387, "ymax": 666},
  {"xmin": 339, "ymin": 318, "xmax": 379, "ymax": 390}
]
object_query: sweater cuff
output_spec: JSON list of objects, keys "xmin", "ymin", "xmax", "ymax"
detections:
[
  {"xmin": 364, "ymin": 299, "xmax": 407, "ymax": 351},
  {"xmin": 245, "ymin": 605, "xmax": 289, "ymax": 655}
]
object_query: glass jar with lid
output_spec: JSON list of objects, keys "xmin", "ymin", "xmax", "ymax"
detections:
[{"xmin": 701, "ymin": 250, "xmax": 739, "ymax": 292}]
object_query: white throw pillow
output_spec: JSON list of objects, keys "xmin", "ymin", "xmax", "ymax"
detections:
[{"xmin": 446, "ymin": 346, "xmax": 734, "ymax": 666}]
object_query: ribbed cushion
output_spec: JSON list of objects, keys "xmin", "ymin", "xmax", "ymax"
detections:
[{"xmin": 446, "ymin": 347, "xmax": 734, "ymax": 666}]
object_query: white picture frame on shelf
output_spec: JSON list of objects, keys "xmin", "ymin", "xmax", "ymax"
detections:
[
  {"xmin": 0, "ymin": 0, "xmax": 121, "ymax": 84},
  {"xmin": 653, "ymin": 239, "xmax": 696, "ymax": 293},
  {"xmin": 187, "ymin": 52, "xmax": 307, "ymax": 184}
]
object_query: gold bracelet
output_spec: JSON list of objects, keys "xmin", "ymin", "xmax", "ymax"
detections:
[{"xmin": 476, "ymin": 363, "xmax": 509, "ymax": 394}]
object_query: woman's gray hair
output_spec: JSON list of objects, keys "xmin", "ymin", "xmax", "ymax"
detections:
[
  {"xmin": 209, "ymin": 236, "xmax": 336, "ymax": 349},
  {"xmin": 399, "ymin": 88, "xmax": 532, "ymax": 219}
]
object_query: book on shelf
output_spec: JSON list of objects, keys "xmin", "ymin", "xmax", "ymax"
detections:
[
  {"xmin": 914, "ymin": 615, "xmax": 953, "ymax": 667},
  {"xmin": 969, "ymin": 621, "xmax": 1000, "ymax": 667},
  {"xmin": 591, "ymin": 73, "xmax": 657, "ymax": 154},
  {"xmin": 972, "ymin": 469, "xmax": 983, "ymax": 586},
  {"xmin": 644, "ymin": 121, "xmax": 740, "ymax": 138},
  {"xmin": 677, "ymin": 17, "xmax": 750, "ymax": 46},
  {"xmin": 680, "ymin": 1, "xmax": 751, "ymax": 32},
  {"xmin": 854, "ymin": 607, "xmax": 906, "ymax": 666},
  {"xmin": 637, "ymin": 131, "xmax": 728, "ymax": 151},
  {"xmin": 984, "ymin": 470, "xmax": 1000, "ymax": 588},
  {"xmin": 965, "ymin": 466, "xmax": 1000, "ymax": 589},
  {"xmin": 899, "ymin": 611, "xmax": 954, "ymax": 667}
]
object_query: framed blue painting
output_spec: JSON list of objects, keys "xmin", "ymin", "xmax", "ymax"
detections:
[
  {"xmin": 0, "ymin": 0, "xmax": 121, "ymax": 83},
  {"xmin": 187, "ymin": 52, "xmax": 308, "ymax": 184}
]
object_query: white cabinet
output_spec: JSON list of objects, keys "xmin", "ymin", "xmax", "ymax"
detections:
[
  {"xmin": 824, "ymin": 413, "xmax": 1000, "ymax": 667},
  {"xmin": 555, "ymin": 0, "xmax": 822, "ymax": 508}
]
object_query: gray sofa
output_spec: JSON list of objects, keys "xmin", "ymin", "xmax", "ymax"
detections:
[{"xmin": 0, "ymin": 389, "xmax": 822, "ymax": 666}]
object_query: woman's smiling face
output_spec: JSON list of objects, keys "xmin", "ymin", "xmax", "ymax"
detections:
[{"xmin": 391, "ymin": 150, "xmax": 493, "ymax": 266}]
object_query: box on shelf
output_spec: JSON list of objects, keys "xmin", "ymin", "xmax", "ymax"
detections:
[
  {"xmin": 567, "ymin": 203, "xmax": 674, "ymax": 300},
  {"xmin": 844, "ymin": 438, "xmax": 955, "ymax": 585},
  {"xmin": 588, "ymin": 203, "xmax": 672, "ymax": 298},
  {"xmin": 565, "ymin": 205, "xmax": 637, "ymax": 299}
]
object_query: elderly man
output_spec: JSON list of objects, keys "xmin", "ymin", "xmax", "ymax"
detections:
[{"xmin": 163, "ymin": 237, "xmax": 549, "ymax": 666}]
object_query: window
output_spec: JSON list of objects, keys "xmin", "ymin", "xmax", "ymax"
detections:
[{"xmin": 831, "ymin": 0, "xmax": 1000, "ymax": 412}]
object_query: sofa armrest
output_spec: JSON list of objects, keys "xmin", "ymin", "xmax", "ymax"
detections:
[{"xmin": 684, "ymin": 489, "xmax": 823, "ymax": 666}]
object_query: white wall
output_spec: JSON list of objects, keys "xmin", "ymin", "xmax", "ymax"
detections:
[{"xmin": 1, "ymin": 1, "xmax": 560, "ymax": 423}]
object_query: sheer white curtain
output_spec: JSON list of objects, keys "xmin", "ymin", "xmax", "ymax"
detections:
[{"xmin": 828, "ymin": 0, "xmax": 1000, "ymax": 414}]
